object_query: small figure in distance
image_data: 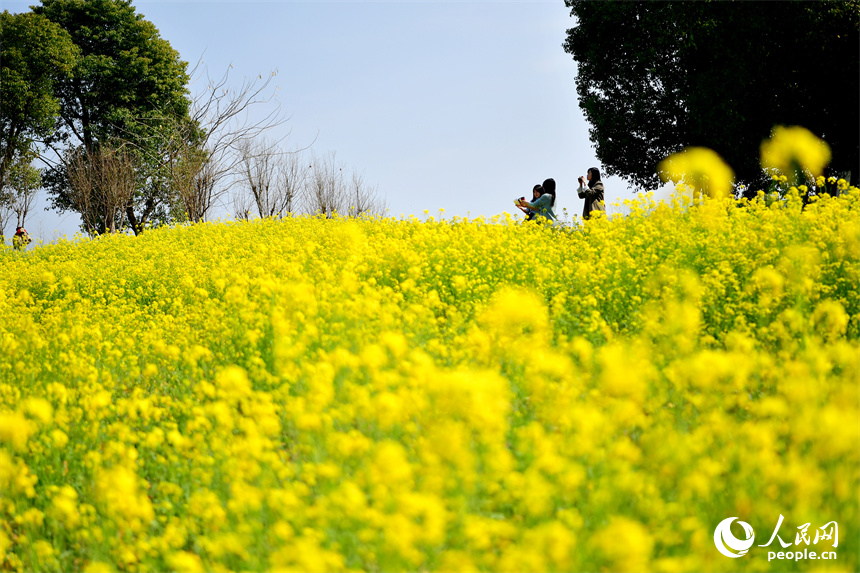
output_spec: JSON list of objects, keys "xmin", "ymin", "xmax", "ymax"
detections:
[
  {"xmin": 516, "ymin": 184, "xmax": 542, "ymax": 221},
  {"xmin": 577, "ymin": 167, "xmax": 605, "ymax": 220},
  {"xmin": 515, "ymin": 178, "xmax": 557, "ymax": 224},
  {"xmin": 12, "ymin": 226, "xmax": 31, "ymax": 251}
]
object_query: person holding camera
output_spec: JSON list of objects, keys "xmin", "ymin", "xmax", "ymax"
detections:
[
  {"xmin": 515, "ymin": 178, "xmax": 557, "ymax": 224},
  {"xmin": 577, "ymin": 167, "xmax": 605, "ymax": 220},
  {"xmin": 516, "ymin": 184, "xmax": 543, "ymax": 221}
]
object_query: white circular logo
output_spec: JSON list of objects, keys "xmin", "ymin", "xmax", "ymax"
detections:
[{"xmin": 714, "ymin": 517, "xmax": 756, "ymax": 558}]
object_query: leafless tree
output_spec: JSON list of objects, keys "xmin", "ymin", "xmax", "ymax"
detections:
[
  {"xmin": 346, "ymin": 170, "xmax": 385, "ymax": 217},
  {"xmin": 100, "ymin": 60, "xmax": 298, "ymax": 228},
  {"xmin": 236, "ymin": 138, "xmax": 305, "ymax": 219},
  {"xmin": 183, "ymin": 158, "xmax": 218, "ymax": 223},
  {"xmin": 301, "ymin": 151, "xmax": 386, "ymax": 218},
  {"xmin": 304, "ymin": 151, "xmax": 345, "ymax": 218},
  {"xmin": 274, "ymin": 148, "xmax": 306, "ymax": 217},
  {"xmin": 237, "ymin": 137, "xmax": 276, "ymax": 218},
  {"xmin": 231, "ymin": 181, "xmax": 254, "ymax": 221},
  {"xmin": 163, "ymin": 129, "xmax": 213, "ymax": 223},
  {"xmin": 118, "ymin": 57, "xmax": 386, "ymax": 226},
  {"xmin": 180, "ymin": 63, "xmax": 299, "ymax": 220},
  {"xmin": 66, "ymin": 145, "xmax": 136, "ymax": 234}
]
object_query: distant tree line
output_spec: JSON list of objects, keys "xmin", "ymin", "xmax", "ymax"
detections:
[
  {"xmin": 564, "ymin": 0, "xmax": 859, "ymax": 192},
  {"xmin": 0, "ymin": 0, "xmax": 384, "ymax": 241},
  {"xmin": 232, "ymin": 145, "xmax": 384, "ymax": 222}
]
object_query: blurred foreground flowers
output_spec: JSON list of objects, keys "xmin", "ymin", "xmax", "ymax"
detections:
[
  {"xmin": 761, "ymin": 126, "xmax": 832, "ymax": 184},
  {"xmin": 1, "ymin": 182, "xmax": 858, "ymax": 571},
  {"xmin": 658, "ymin": 147, "xmax": 735, "ymax": 199}
]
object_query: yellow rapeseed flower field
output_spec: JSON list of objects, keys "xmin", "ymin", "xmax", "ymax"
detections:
[{"xmin": 1, "ymin": 183, "xmax": 858, "ymax": 572}]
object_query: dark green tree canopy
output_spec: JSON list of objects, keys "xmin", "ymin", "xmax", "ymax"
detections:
[
  {"xmin": 33, "ymin": 0, "xmax": 191, "ymax": 150},
  {"xmin": 564, "ymin": 0, "xmax": 860, "ymax": 191},
  {"xmin": 29, "ymin": 0, "xmax": 194, "ymax": 233},
  {"xmin": 0, "ymin": 10, "xmax": 76, "ymax": 185}
]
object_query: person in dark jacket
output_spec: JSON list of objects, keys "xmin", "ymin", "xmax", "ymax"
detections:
[{"xmin": 577, "ymin": 167, "xmax": 605, "ymax": 219}]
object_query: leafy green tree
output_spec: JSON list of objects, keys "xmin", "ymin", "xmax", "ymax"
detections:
[
  {"xmin": 32, "ymin": 0, "xmax": 193, "ymax": 234},
  {"xmin": 6, "ymin": 151, "xmax": 42, "ymax": 228},
  {"xmin": 563, "ymin": 0, "xmax": 859, "ymax": 191},
  {"xmin": 0, "ymin": 180, "xmax": 13, "ymax": 241},
  {"xmin": 0, "ymin": 10, "xmax": 76, "ymax": 188}
]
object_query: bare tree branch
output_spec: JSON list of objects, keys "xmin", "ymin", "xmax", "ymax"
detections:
[
  {"xmin": 189, "ymin": 66, "xmax": 294, "ymax": 209},
  {"xmin": 346, "ymin": 169, "xmax": 386, "ymax": 218},
  {"xmin": 274, "ymin": 149, "xmax": 306, "ymax": 217},
  {"xmin": 236, "ymin": 138, "xmax": 305, "ymax": 219},
  {"xmin": 299, "ymin": 151, "xmax": 387, "ymax": 218},
  {"xmin": 66, "ymin": 145, "xmax": 136, "ymax": 234},
  {"xmin": 304, "ymin": 151, "xmax": 345, "ymax": 218}
]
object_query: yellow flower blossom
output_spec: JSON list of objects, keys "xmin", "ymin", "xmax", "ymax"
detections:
[
  {"xmin": 0, "ymin": 410, "xmax": 37, "ymax": 451},
  {"xmin": 82, "ymin": 561, "xmax": 115, "ymax": 573},
  {"xmin": 95, "ymin": 465, "xmax": 155, "ymax": 532},
  {"xmin": 50, "ymin": 484, "xmax": 81, "ymax": 528},
  {"xmin": 592, "ymin": 516, "xmax": 654, "ymax": 572},
  {"xmin": 658, "ymin": 147, "xmax": 735, "ymax": 198},
  {"xmin": 761, "ymin": 125, "xmax": 831, "ymax": 179},
  {"xmin": 166, "ymin": 551, "xmax": 206, "ymax": 573},
  {"xmin": 23, "ymin": 397, "xmax": 53, "ymax": 425}
]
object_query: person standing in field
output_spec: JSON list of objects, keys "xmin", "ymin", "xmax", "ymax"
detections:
[
  {"xmin": 577, "ymin": 167, "xmax": 605, "ymax": 219},
  {"xmin": 12, "ymin": 227, "xmax": 31, "ymax": 251}
]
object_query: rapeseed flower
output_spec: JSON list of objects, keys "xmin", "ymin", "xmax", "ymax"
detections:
[
  {"xmin": 761, "ymin": 125, "xmax": 832, "ymax": 181},
  {"xmin": 658, "ymin": 147, "xmax": 735, "ymax": 198},
  {"xmin": 0, "ymin": 186, "xmax": 858, "ymax": 571}
]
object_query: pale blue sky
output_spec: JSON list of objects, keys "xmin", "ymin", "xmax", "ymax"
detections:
[{"xmin": 4, "ymin": 0, "xmax": 663, "ymax": 241}]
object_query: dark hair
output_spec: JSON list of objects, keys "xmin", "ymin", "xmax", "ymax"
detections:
[
  {"xmin": 542, "ymin": 178, "xmax": 556, "ymax": 206},
  {"xmin": 587, "ymin": 168, "xmax": 601, "ymax": 189},
  {"xmin": 533, "ymin": 184, "xmax": 542, "ymax": 195}
]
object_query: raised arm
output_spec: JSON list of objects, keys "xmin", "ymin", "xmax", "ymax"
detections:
[{"xmin": 578, "ymin": 184, "xmax": 597, "ymax": 200}]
